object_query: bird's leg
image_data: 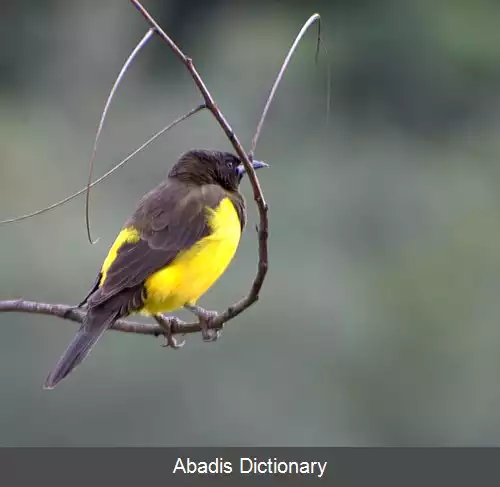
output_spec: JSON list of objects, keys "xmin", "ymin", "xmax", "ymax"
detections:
[
  {"xmin": 154, "ymin": 314, "xmax": 185, "ymax": 349},
  {"xmin": 184, "ymin": 304, "xmax": 222, "ymax": 342}
]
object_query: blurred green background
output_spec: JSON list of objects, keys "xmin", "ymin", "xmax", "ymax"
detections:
[{"xmin": 2, "ymin": 0, "xmax": 500, "ymax": 446}]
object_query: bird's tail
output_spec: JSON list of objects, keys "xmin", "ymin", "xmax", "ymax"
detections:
[{"xmin": 43, "ymin": 310, "xmax": 117, "ymax": 390}]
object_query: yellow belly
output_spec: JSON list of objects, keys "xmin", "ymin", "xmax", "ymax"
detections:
[{"xmin": 142, "ymin": 197, "xmax": 241, "ymax": 314}]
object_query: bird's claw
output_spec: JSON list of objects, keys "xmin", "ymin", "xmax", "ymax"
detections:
[
  {"xmin": 198, "ymin": 309, "xmax": 221, "ymax": 342},
  {"xmin": 184, "ymin": 305, "xmax": 223, "ymax": 342},
  {"xmin": 202, "ymin": 323, "xmax": 223, "ymax": 342},
  {"xmin": 154, "ymin": 315, "xmax": 185, "ymax": 349},
  {"xmin": 161, "ymin": 331, "xmax": 186, "ymax": 349}
]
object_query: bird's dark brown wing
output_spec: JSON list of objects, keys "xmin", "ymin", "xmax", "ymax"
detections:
[{"xmin": 86, "ymin": 181, "xmax": 241, "ymax": 311}]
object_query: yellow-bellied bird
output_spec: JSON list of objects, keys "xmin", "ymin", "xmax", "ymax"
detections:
[{"xmin": 44, "ymin": 149, "xmax": 268, "ymax": 389}]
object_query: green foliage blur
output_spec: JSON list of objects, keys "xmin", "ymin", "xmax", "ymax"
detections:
[{"xmin": 2, "ymin": 0, "xmax": 500, "ymax": 445}]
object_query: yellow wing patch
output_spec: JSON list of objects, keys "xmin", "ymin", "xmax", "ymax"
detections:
[{"xmin": 99, "ymin": 227, "xmax": 140, "ymax": 286}]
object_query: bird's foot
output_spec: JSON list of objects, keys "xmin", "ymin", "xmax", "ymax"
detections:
[
  {"xmin": 184, "ymin": 304, "xmax": 223, "ymax": 342},
  {"xmin": 154, "ymin": 314, "xmax": 185, "ymax": 349}
]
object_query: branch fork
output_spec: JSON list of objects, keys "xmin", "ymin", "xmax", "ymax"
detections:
[{"xmin": 0, "ymin": 1, "xmax": 323, "ymax": 348}]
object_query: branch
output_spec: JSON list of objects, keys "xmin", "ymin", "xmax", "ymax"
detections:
[
  {"xmin": 0, "ymin": 299, "xmax": 221, "ymax": 338},
  {"xmin": 0, "ymin": 3, "xmax": 321, "ymax": 344},
  {"xmin": 130, "ymin": 0, "xmax": 269, "ymax": 328}
]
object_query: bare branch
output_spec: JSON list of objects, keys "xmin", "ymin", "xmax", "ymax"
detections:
[
  {"xmin": 1, "ymin": 5, "xmax": 324, "ymax": 349},
  {"xmin": 130, "ymin": 0, "xmax": 269, "ymax": 327},
  {"xmin": 250, "ymin": 13, "xmax": 322, "ymax": 156},
  {"xmin": 0, "ymin": 299, "xmax": 220, "ymax": 337},
  {"xmin": 85, "ymin": 28, "xmax": 155, "ymax": 245},
  {"xmin": 0, "ymin": 105, "xmax": 206, "ymax": 225}
]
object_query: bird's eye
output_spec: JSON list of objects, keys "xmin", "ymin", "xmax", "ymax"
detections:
[{"xmin": 226, "ymin": 162, "xmax": 233, "ymax": 169}]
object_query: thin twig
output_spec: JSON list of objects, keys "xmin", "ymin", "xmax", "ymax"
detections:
[
  {"xmin": 0, "ymin": 105, "xmax": 206, "ymax": 225},
  {"xmin": 85, "ymin": 28, "xmax": 155, "ymax": 245},
  {"xmin": 250, "ymin": 13, "xmax": 321, "ymax": 157}
]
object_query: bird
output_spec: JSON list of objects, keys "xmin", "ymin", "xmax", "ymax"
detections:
[{"xmin": 44, "ymin": 149, "xmax": 268, "ymax": 389}]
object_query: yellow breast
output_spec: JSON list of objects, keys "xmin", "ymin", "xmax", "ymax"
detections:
[{"xmin": 142, "ymin": 197, "xmax": 241, "ymax": 314}]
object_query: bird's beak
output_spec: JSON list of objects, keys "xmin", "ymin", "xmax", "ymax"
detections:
[{"xmin": 236, "ymin": 160, "xmax": 269, "ymax": 176}]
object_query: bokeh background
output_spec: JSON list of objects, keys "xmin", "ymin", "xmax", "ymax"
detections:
[{"xmin": 1, "ymin": 0, "xmax": 500, "ymax": 446}]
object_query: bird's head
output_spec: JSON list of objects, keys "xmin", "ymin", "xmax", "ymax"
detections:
[{"xmin": 169, "ymin": 149, "xmax": 268, "ymax": 191}]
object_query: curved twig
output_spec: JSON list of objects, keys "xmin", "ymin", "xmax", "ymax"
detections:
[
  {"xmin": 85, "ymin": 28, "xmax": 155, "ymax": 245},
  {"xmin": 250, "ymin": 13, "xmax": 321, "ymax": 157}
]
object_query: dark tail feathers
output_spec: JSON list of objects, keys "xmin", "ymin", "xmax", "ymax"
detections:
[{"xmin": 43, "ymin": 311, "xmax": 117, "ymax": 390}]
